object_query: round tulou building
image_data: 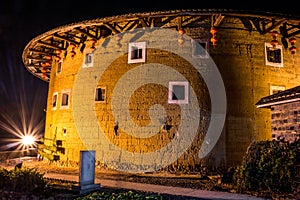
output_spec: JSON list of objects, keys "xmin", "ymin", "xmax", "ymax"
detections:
[{"xmin": 22, "ymin": 9, "xmax": 300, "ymax": 172}]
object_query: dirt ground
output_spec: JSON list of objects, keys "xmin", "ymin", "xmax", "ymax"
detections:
[{"xmin": 0, "ymin": 158, "xmax": 296, "ymax": 199}]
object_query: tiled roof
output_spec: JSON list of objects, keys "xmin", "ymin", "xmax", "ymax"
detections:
[{"xmin": 256, "ymin": 85, "xmax": 300, "ymax": 108}]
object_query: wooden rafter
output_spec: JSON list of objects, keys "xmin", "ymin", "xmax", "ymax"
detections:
[
  {"xmin": 37, "ymin": 40, "xmax": 67, "ymax": 50},
  {"xmin": 280, "ymin": 22, "xmax": 300, "ymax": 38},
  {"xmin": 211, "ymin": 14, "xmax": 225, "ymax": 27},
  {"xmin": 74, "ymin": 27, "xmax": 101, "ymax": 40},
  {"xmin": 22, "ymin": 10, "xmax": 300, "ymax": 82},
  {"xmin": 53, "ymin": 33, "xmax": 79, "ymax": 45}
]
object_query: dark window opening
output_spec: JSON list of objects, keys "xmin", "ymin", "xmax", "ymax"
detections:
[
  {"xmin": 57, "ymin": 62, "xmax": 62, "ymax": 73},
  {"xmin": 95, "ymin": 88, "xmax": 106, "ymax": 101},
  {"xmin": 131, "ymin": 47, "xmax": 143, "ymax": 60},
  {"xmin": 52, "ymin": 94, "xmax": 57, "ymax": 108},
  {"xmin": 193, "ymin": 42, "xmax": 207, "ymax": 57},
  {"xmin": 85, "ymin": 53, "xmax": 92, "ymax": 64},
  {"xmin": 61, "ymin": 93, "xmax": 69, "ymax": 106},
  {"xmin": 172, "ymin": 85, "xmax": 185, "ymax": 100},
  {"xmin": 266, "ymin": 47, "xmax": 281, "ymax": 63}
]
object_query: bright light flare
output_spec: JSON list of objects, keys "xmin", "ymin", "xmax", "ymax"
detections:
[{"xmin": 21, "ymin": 135, "xmax": 35, "ymax": 147}]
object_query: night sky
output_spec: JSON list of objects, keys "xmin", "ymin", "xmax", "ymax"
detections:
[{"xmin": 0, "ymin": 0, "xmax": 298, "ymax": 140}]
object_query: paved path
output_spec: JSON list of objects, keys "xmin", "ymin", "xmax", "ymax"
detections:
[{"xmin": 44, "ymin": 172, "xmax": 268, "ymax": 200}]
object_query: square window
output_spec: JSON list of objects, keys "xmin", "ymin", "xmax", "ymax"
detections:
[
  {"xmin": 52, "ymin": 92, "xmax": 58, "ymax": 110},
  {"xmin": 128, "ymin": 42, "xmax": 146, "ymax": 63},
  {"xmin": 168, "ymin": 81, "xmax": 189, "ymax": 104},
  {"xmin": 83, "ymin": 52, "xmax": 94, "ymax": 68},
  {"xmin": 61, "ymin": 89, "xmax": 71, "ymax": 109},
  {"xmin": 192, "ymin": 39, "xmax": 209, "ymax": 58},
  {"xmin": 95, "ymin": 87, "xmax": 106, "ymax": 102},
  {"xmin": 265, "ymin": 43, "xmax": 283, "ymax": 67}
]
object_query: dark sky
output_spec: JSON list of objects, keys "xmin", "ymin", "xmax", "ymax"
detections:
[{"xmin": 0, "ymin": 0, "xmax": 299, "ymax": 138}]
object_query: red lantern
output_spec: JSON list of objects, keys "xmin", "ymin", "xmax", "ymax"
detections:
[
  {"xmin": 44, "ymin": 55, "xmax": 52, "ymax": 60},
  {"xmin": 178, "ymin": 28, "xmax": 185, "ymax": 35},
  {"xmin": 70, "ymin": 43, "xmax": 76, "ymax": 49},
  {"xmin": 289, "ymin": 37, "xmax": 297, "ymax": 46},
  {"xmin": 41, "ymin": 62, "xmax": 47, "ymax": 67},
  {"xmin": 270, "ymin": 39, "xmax": 279, "ymax": 47},
  {"xmin": 289, "ymin": 46, "xmax": 297, "ymax": 54},
  {"xmin": 55, "ymin": 49, "xmax": 62, "ymax": 55},
  {"xmin": 70, "ymin": 50, "xmax": 76, "ymax": 58},
  {"xmin": 270, "ymin": 30, "xmax": 278, "ymax": 38},
  {"xmin": 210, "ymin": 37, "xmax": 217, "ymax": 46},
  {"xmin": 210, "ymin": 27, "xmax": 218, "ymax": 36}
]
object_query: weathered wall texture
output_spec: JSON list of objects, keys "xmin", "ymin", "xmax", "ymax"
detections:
[{"xmin": 39, "ymin": 14, "xmax": 300, "ymax": 171}]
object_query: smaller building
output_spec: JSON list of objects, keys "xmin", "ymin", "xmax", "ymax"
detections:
[{"xmin": 256, "ymin": 86, "xmax": 300, "ymax": 142}]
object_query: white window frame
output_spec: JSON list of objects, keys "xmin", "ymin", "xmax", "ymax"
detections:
[
  {"xmin": 270, "ymin": 85, "xmax": 285, "ymax": 95},
  {"xmin": 191, "ymin": 39, "xmax": 209, "ymax": 58},
  {"xmin": 52, "ymin": 92, "xmax": 58, "ymax": 110},
  {"xmin": 95, "ymin": 86, "xmax": 106, "ymax": 103},
  {"xmin": 168, "ymin": 81, "xmax": 189, "ymax": 104},
  {"xmin": 82, "ymin": 52, "xmax": 94, "ymax": 68},
  {"xmin": 60, "ymin": 89, "xmax": 71, "ymax": 109},
  {"xmin": 128, "ymin": 42, "xmax": 146, "ymax": 64},
  {"xmin": 265, "ymin": 43, "xmax": 283, "ymax": 67}
]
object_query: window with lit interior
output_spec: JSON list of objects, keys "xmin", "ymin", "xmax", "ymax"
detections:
[
  {"xmin": 128, "ymin": 42, "xmax": 146, "ymax": 63},
  {"xmin": 168, "ymin": 81, "xmax": 189, "ymax": 104},
  {"xmin": 95, "ymin": 86, "xmax": 106, "ymax": 102},
  {"xmin": 265, "ymin": 43, "xmax": 283, "ymax": 67}
]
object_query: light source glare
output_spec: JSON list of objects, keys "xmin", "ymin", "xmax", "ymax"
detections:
[{"xmin": 21, "ymin": 135, "xmax": 35, "ymax": 146}]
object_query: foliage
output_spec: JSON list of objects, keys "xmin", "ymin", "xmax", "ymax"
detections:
[
  {"xmin": 233, "ymin": 137, "xmax": 300, "ymax": 194},
  {"xmin": 0, "ymin": 166, "xmax": 47, "ymax": 193},
  {"xmin": 75, "ymin": 190, "xmax": 163, "ymax": 200}
]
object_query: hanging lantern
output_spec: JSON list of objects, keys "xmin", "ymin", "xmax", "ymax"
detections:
[
  {"xmin": 269, "ymin": 30, "xmax": 279, "ymax": 48},
  {"xmin": 288, "ymin": 37, "xmax": 297, "ymax": 54},
  {"xmin": 210, "ymin": 27, "xmax": 218, "ymax": 36},
  {"xmin": 210, "ymin": 37, "xmax": 217, "ymax": 47},
  {"xmin": 270, "ymin": 30, "xmax": 278, "ymax": 38},
  {"xmin": 90, "ymin": 39, "xmax": 97, "ymax": 50},
  {"xmin": 55, "ymin": 49, "xmax": 62, "ymax": 55},
  {"xmin": 44, "ymin": 55, "xmax": 52, "ymax": 60},
  {"xmin": 289, "ymin": 37, "xmax": 297, "ymax": 45},
  {"xmin": 70, "ymin": 50, "xmax": 76, "ymax": 58},
  {"xmin": 41, "ymin": 62, "xmax": 47, "ymax": 67},
  {"xmin": 210, "ymin": 27, "xmax": 218, "ymax": 47},
  {"xmin": 70, "ymin": 43, "xmax": 77, "ymax": 49},
  {"xmin": 178, "ymin": 28, "xmax": 185, "ymax": 35},
  {"xmin": 289, "ymin": 46, "xmax": 297, "ymax": 54},
  {"xmin": 270, "ymin": 39, "xmax": 279, "ymax": 48}
]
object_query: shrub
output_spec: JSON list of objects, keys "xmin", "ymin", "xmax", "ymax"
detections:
[
  {"xmin": 0, "ymin": 166, "xmax": 47, "ymax": 193},
  {"xmin": 233, "ymin": 137, "xmax": 300, "ymax": 194}
]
